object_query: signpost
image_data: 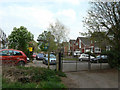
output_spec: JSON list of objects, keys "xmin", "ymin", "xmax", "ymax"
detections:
[
  {"xmin": 28, "ymin": 47, "xmax": 33, "ymax": 52},
  {"xmin": 28, "ymin": 47, "xmax": 33, "ymax": 62}
]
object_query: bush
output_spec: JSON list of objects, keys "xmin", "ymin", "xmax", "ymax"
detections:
[
  {"xmin": 107, "ymin": 49, "xmax": 120, "ymax": 69},
  {"xmin": 2, "ymin": 66, "xmax": 66, "ymax": 88},
  {"xmin": 40, "ymin": 81, "xmax": 66, "ymax": 88},
  {"xmin": 55, "ymin": 71, "xmax": 67, "ymax": 77}
]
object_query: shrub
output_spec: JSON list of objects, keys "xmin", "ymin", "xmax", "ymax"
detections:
[
  {"xmin": 3, "ymin": 67, "xmax": 66, "ymax": 88},
  {"xmin": 40, "ymin": 81, "xmax": 66, "ymax": 88},
  {"xmin": 107, "ymin": 49, "xmax": 120, "ymax": 69}
]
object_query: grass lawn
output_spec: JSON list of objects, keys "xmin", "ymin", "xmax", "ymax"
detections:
[{"xmin": 2, "ymin": 66, "xmax": 66, "ymax": 88}]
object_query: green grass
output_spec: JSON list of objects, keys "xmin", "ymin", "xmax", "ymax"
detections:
[
  {"xmin": 2, "ymin": 66, "xmax": 66, "ymax": 88},
  {"xmin": 40, "ymin": 81, "xmax": 66, "ymax": 88}
]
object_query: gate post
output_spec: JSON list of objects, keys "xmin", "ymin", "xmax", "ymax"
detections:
[
  {"xmin": 88, "ymin": 53, "xmax": 91, "ymax": 71},
  {"xmin": 58, "ymin": 52, "xmax": 62, "ymax": 71}
]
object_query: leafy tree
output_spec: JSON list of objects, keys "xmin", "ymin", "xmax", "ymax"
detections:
[
  {"xmin": 83, "ymin": 2, "xmax": 120, "ymax": 68},
  {"xmin": 83, "ymin": 2, "xmax": 120, "ymax": 50},
  {"xmin": 48, "ymin": 20, "xmax": 69, "ymax": 48},
  {"xmin": 48, "ymin": 20, "xmax": 69, "ymax": 71},
  {"xmin": 29, "ymin": 40, "xmax": 40, "ymax": 53},
  {"xmin": 37, "ymin": 31, "xmax": 57, "ymax": 52},
  {"xmin": 8, "ymin": 26, "xmax": 34, "ymax": 54}
]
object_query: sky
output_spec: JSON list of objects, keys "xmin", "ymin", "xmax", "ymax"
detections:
[{"xmin": 0, "ymin": 0, "xmax": 91, "ymax": 41}]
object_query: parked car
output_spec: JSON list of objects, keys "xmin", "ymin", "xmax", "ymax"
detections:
[
  {"xmin": 27, "ymin": 57, "xmax": 30, "ymax": 63},
  {"xmin": 91, "ymin": 55, "xmax": 108, "ymax": 63},
  {"xmin": 36, "ymin": 53, "xmax": 45, "ymax": 60},
  {"xmin": 32, "ymin": 53, "xmax": 37, "ymax": 58},
  {"xmin": 74, "ymin": 51, "xmax": 81, "ymax": 57},
  {"xmin": 78, "ymin": 53, "xmax": 95, "ymax": 61},
  {"xmin": 0, "ymin": 49, "xmax": 27, "ymax": 66},
  {"xmin": 43, "ymin": 54, "xmax": 56, "ymax": 65}
]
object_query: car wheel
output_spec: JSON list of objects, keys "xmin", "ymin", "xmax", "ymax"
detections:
[
  {"xmin": 17, "ymin": 61, "xmax": 25, "ymax": 66},
  {"xmin": 80, "ymin": 59, "xmax": 83, "ymax": 62},
  {"xmin": 43, "ymin": 61, "xmax": 45, "ymax": 64}
]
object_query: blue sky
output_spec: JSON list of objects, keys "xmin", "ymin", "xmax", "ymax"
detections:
[{"xmin": 0, "ymin": 0, "xmax": 91, "ymax": 41}]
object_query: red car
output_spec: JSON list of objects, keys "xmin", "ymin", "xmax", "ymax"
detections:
[
  {"xmin": 32, "ymin": 53, "xmax": 37, "ymax": 58},
  {"xmin": 0, "ymin": 49, "xmax": 27, "ymax": 66}
]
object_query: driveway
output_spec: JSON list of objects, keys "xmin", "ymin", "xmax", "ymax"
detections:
[{"xmin": 61, "ymin": 69, "xmax": 118, "ymax": 88}]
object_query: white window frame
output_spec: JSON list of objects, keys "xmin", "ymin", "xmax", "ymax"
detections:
[{"xmin": 79, "ymin": 39, "xmax": 81, "ymax": 48}]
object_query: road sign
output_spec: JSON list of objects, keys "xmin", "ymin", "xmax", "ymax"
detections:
[{"xmin": 28, "ymin": 47, "xmax": 33, "ymax": 52}]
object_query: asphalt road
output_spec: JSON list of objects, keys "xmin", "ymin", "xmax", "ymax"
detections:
[{"xmin": 62, "ymin": 69, "xmax": 118, "ymax": 88}]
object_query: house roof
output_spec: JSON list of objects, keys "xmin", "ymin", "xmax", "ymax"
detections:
[
  {"xmin": 77, "ymin": 37, "xmax": 91, "ymax": 46},
  {"xmin": 69, "ymin": 40, "xmax": 75, "ymax": 44}
]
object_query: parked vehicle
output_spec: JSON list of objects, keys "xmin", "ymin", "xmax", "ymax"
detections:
[
  {"xmin": 43, "ymin": 54, "xmax": 56, "ymax": 65},
  {"xmin": 32, "ymin": 53, "xmax": 37, "ymax": 58},
  {"xmin": 0, "ymin": 49, "xmax": 27, "ymax": 66},
  {"xmin": 36, "ymin": 53, "xmax": 45, "ymax": 60},
  {"xmin": 27, "ymin": 57, "xmax": 30, "ymax": 62},
  {"xmin": 74, "ymin": 50, "xmax": 81, "ymax": 57},
  {"xmin": 91, "ymin": 55, "xmax": 108, "ymax": 63},
  {"xmin": 78, "ymin": 53, "xmax": 95, "ymax": 61}
]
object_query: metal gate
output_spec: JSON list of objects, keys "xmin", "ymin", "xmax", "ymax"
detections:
[{"xmin": 61, "ymin": 52, "xmax": 110, "ymax": 72}]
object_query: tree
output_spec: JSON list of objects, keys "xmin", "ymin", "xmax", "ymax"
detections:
[
  {"xmin": 83, "ymin": 2, "xmax": 120, "ymax": 51},
  {"xmin": 48, "ymin": 20, "xmax": 69, "ymax": 71},
  {"xmin": 48, "ymin": 20, "xmax": 69, "ymax": 48},
  {"xmin": 8, "ymin": 26, "xmax": 34, "ymax": 53},
  {"xmin": 37, "ymin": 31, "xmax": 57, "ymax": 52},
  {"xmin": 83, "ymin": 2, "xmax": 120, "ymax": 68},
  {"xmin": 29, "ymin": 40, "xmax": 40, "ymax": 53}
]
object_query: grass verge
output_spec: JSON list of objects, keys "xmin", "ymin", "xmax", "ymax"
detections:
[{"xmin": 2, "ymin": 66, "xmax": 66, "ymax": 88}]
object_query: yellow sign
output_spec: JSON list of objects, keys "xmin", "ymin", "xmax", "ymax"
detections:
[{"xmin": 28, "ymin": 47, "xmax": 33, "ymax": 52}]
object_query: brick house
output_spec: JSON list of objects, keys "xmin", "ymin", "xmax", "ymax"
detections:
[
  {"xmin": 69, "ymin": 40, "xmax": 75, "ymax": 52},
  {"xmin": 74, "ymin": 37, "xmax": 101, "ymax": 54},
  {"xmin": 62, "ymin": 42, "xmax": 69, "ymax": 55}
]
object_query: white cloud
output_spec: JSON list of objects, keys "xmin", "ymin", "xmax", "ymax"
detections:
[
  {"xmin": 0, "ymin": 0, "xmax": 90, "ymax": 41},
  {"xmin": 57, "ymin": 9, "xmax": 76, "ymax": 21},
  {"xmin": 0, "ymin": 5, "xmax": 56, "ymax": 40},
  {"xmin": 0, "ymin": 0, "xmax": 81, "ymax": 5},
  {"xmin": 1, "ymin": 5, "xmax": 55, "ymax": 29},
  {"xmin": 55, "ymin": 0, "xmax": 80, "ymax": 5}
]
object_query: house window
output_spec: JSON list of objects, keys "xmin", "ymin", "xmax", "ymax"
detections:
[
  {"xmin": 85, "ymin": 49, "xmax": 90, "ymax": 53},
  {"xmin": 91, "ymin": 46, "xmax": 94, "ymax": 53},
  {"xmin": 79, "ymin": 39, "xmax": 81, "ymax": 48},
  {"xmin": 76, "ymin": 42, "xmax": 78, "ymax": 45}
]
